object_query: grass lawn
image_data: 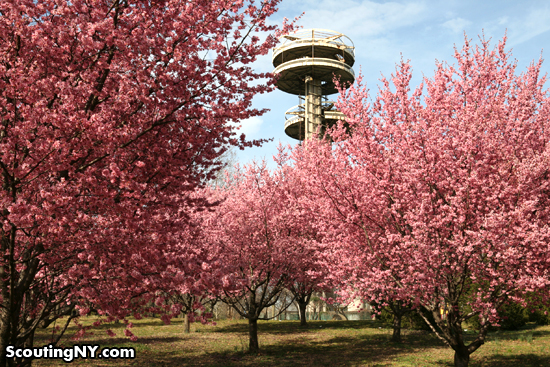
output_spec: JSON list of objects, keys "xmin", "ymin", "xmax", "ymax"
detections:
[{"xmin": 32, "ymin": 317, "xmax": 550, "ymax": 366}]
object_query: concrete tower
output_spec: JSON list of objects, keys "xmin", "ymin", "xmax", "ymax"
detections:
[{"xmin": 272, "ymin": 29, "xmax": 355, "ymax": 140}]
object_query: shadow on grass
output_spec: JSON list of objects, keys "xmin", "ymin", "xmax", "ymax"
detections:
[
  {"xmin": 30, "ymin": 319, "xmax": 550, "ymax": 367},
  {"xmin": 480, "ymin": 353, "xmax": 550, "ymax": 367},
  {"xmin": 119, "ymin": 333, "xmax": 443, "ymax": 367},
  {"xmin": 429, "ymin": 353, "xmax": 550, "ymax": 367},
  {"xmin": 211, "ymin": 320, "xmax": 387, "ymax": 335}
]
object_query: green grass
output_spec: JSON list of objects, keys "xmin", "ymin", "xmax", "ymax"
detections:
[{"xmin": 32, "ymin": 317, "xmax": 550, "ymax": 366}]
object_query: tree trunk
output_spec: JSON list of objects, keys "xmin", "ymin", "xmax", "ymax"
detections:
[
  {"xmin": 183, "ymin": 313, "xmax": 190, "ymax": 334},
  {"xmin": 453, "ymin": 347, "xmax": 470, "ymax": 367},
  {"xmin": 298, "ymin": 301, "xmax": 308, "ymax": 326},
  {"xmin": 335, "ymin": 307, "xmax": 348, "ymax": 320},
  {"xmin": 391, "ymin": 312, "xmax": 402, "ymax": 343},
  {"xmin": 0, "ymin": 310, "xmax": 10, "ymax": 367},
  {"xmin": 248, "ymin": 318, "xmax": 259, "ymax": 353}
]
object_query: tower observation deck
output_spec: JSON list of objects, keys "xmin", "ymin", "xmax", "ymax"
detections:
[{"xmin": 272, "ymin": 29, "xmax": 355, "ymax": 140}]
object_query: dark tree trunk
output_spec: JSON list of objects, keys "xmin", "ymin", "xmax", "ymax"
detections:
[
  {"xmin": 387, "ymin": 301, "xmax": 411, "ymax": 343},
  {"xmin": 298, "ymin": 301, "xmax": 308, "ymax": 326},
  {"xmin": 0, "ymin": 309, "xmax": 10, "ymax": 367},
  {"xmin": 248, "ymin": 318, "xmax": 259, "ymax": 353},
  {"xmin": 453, "ymin": 346, "xmax": 470, "ymax": 367},
  {"xmin": 183, "ymin": 313, "xmax": 190, "ymax": 334},
  {"xmin": 224, "ymin": 276, "xmax": 292, "ymax": 353},
  {"xmin": 0, "ymin": 285, "xmax": 21, "ymax": 367},
  {"xmin": 391, "ymin": 312, "xmax": 403, "ymax": 343}
]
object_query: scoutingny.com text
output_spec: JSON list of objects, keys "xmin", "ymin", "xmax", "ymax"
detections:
[{"xmin": 6, "ymin": 344, "xmax": 136, "ymax": 362}]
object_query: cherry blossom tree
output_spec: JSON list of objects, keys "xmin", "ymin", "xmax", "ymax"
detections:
[
  {"xmin": 292, "ymin": 36, "xmax": 550, "ymax": 367},
  {"xmin": 161, "ymin": 193, "xmax": 225, "ymax": 335},
  {"xmin": 276, "ymin": 157, "xmax": 330, "ymax": 327},
  {"xmin": 206, "ymin": 160, "xmax": 321, "ymax": 352},
  {"xmin": 0, "ymin": 0, "xmax": 293, "ymax": 364}
]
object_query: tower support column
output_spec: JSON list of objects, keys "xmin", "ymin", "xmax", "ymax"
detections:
[{"xmin": 305, "ymin": 77, "xmax": 322, "ymax": 140}]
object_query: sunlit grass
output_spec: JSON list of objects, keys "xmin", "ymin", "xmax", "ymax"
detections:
[{"xmin": 32, "ymin": 317, "xmax": 550, "ymax": 366}]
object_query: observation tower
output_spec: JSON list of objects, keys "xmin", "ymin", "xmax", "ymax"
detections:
[{"xmin": 272, "ymin": 29, "xmax": 355, "ymax": 141}]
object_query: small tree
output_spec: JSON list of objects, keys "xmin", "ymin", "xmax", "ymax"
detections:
[
  {"xmin": 278, "ymin": 161, "xmax": 329, "ymax": 327},
  {"xmin": 206, "ymin": 161, "xmax": 319, "ymax": 352},
  {"xmin": 169, "ymin": 293, "xmax": 216, "ymax": 334}
]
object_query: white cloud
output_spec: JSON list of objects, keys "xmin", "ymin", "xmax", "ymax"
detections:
[
  {"xmin": 506, "ymin": 7, "xmax": 550, "ymax": 46},
  {"xmin": 235, "ymin": 116, "xmax": 263, "ymax": 138},
  {"xmin": 442, "ymin": 17, "xmax": 472, "ymax": 34},
  {"xmin": 497, "ymin": 16, "xmax": 509, "ymax": 25},
  {"xmin": 268, "ymin": 0, "xmax": 435, "ymax": 82},
  {"xmin": 292, "ymin": 0, "xmax": 429, "ymax": 38}
]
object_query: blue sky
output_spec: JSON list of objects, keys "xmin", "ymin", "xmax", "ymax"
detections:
[{"xmin": 234, "ymin": 0, "xmax": 550, "ymax": 165}]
